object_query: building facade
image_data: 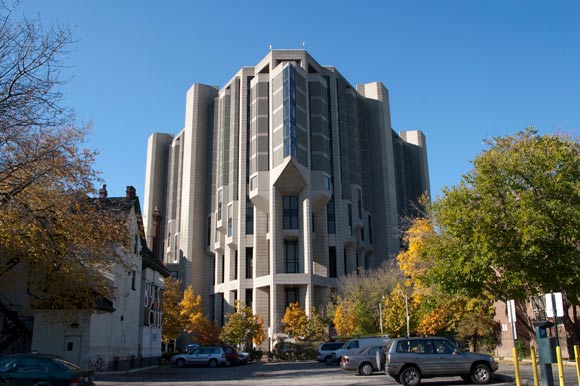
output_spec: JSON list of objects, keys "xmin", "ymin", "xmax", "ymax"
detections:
[
  {"xmin": 1, "ymin": 186, "xmax": 170, "ymax": 370},
  {"xmin": 144, "ymin": 50, "xmax": 430, "ymax": 344}
]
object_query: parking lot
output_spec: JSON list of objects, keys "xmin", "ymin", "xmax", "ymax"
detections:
[{"xmin": 94, "ymin": 360, "xmax": 528, "ymax": 386}]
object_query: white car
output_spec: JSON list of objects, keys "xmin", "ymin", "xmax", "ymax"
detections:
[{"xmin": 171, "ymin": 346, "xmax": 227, "ymax": 368}]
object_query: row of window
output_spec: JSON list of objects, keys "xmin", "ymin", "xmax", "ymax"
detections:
[{"xmin": 209, "ymin": 244, "xmax": 368, "ymax": 280}]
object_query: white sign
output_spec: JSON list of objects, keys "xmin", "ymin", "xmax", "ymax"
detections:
[
  {"xmin": 507, "ymin": 299, "xmax": 517, "ymax": 339},
  {"xmin": 545, "ymin": 292, "xmax": 564, "ymax": 317},
  {"xmin": 507, "ymin": 300, "xmax": 516, "ymax": 322}
]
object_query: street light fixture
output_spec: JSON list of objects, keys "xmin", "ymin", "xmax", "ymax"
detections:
[{"xmin": 379, "ymin": 295, "xmax": 385, "ymax": 334}]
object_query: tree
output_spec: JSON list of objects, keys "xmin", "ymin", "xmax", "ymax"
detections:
[
  {"xmin": 427, "ymin": 129, "xmax": 580, "ymax": 341},
  {"xmin": 282, "ymin": 302, "xmax": 308, "ymax": 339},
  {"xmin": 162, "ymin": 277, "xmax": 183, "ymax": 345},
  {"xmin": 382, "ymin": 284, "xmax": 418, "ymax": 337},
  {"xmin": 331, "ymin": 262, "xmax": 400, "ymax": 336},
  {"xmin": 195, "ymin": 317, "xmax": 221, "ymax": 346},
  {"xmin": 305, "ymin": 307, "xmax": 329, "ymax": 342},
  {"xmin": 0, "ymin": 3, "xmax": 126, "ymax": 309},
  {"xmin": 333, "ymin": 299, "xmax": 357, "ymax": 337},
  {"xmin": 179, "ymin": 286, "xmax": 205, "ymax": 339},
  {"xmin": 220, "ymin": 301, "xmax": 265, "ymax": 348}
]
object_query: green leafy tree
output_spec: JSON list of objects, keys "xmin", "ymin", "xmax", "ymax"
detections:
[
  {"xmin": 220, "ymin": 300, "xmax": 265, "ymax": 348},
  {"xmin": 427, "ymin": 128, "xmax": 580, "ymax": 341}
]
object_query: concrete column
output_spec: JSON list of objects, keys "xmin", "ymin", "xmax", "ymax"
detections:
[{"xmin": 302, "ymin": 195, "xmax": 313, "ymax": 316}]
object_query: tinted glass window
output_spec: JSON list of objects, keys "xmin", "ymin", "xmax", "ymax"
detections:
[
  {"xmin": 346, "ymin": 341, "xmax": 359, "ymax": 349},
  {"xmin": 433, "ymin": 339, "xmax": 454, "ymax": 354},
  {"xmin": 368, "ymin": 346, "xmax": 380, "ymax": 355},
  {"xmin": 0, "ymin": 357, "xmax": 17, "ymax": 372},
  {"xmin": 210, "ymin": 348, "xmax": 220, "ymax": 354},
  {"xmin": 191, "ymin": 348, "xmax": 201, "ymax": 354},
  {"xmin": 51, "ymin": 358, "xmax": 80, "ymax": 371},
  {"xmin": 200, "ymin": 348, "xmax": 210, "ymax": 354},
  {"xmin": 15, "ymin": 357, "xmax": 48, "ymax": 373}
]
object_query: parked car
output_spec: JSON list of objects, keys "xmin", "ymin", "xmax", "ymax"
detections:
[
  {"xmin": 186, "ymin": 343, "xmax": 200, "ymax": 352},
  {"xmin": 171, "ymin": 346, "xmax": 227, "ymax": 368},
  {"xmin": 340, "ymin": 345, "xmax": 384, "ymax": 375},
  {"xmin": 221, "ymin": 345, "xmax": 241, "ymax": 365},
  {"xmin": 0, "ymin": 352, "xmax": 95, "ymax": 386},
  {"xmin": 331, "ymin": 336, "xmax": 390, "ymax": 365},
  {"xmin": 384, "ymin": 337, "xmax": 499, "ymax": 386},
  {"xmin": 316, "ymin": 342, "xmax": 344, "ymax": 365}
]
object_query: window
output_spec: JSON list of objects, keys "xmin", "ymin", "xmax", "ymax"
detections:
[
  {"xmin": 246, "ymin": 288, "xmax": 253, "ymax": 308},
  {"xmin": 283, "ymin": 64, "xmax": 296, "ymax": 158},
  {"xmin": 246, "ymin": 247, "xmax": 253, "ymax": 279},
  {"xmin": 234, "ymin": 251, "xmax": 238, "ymax": 280},
  {"xmin": 343, "ymin": 249, "xmax": 348, "ymax": 275},
  {"xmin": 217, "ymin": 189, "xmax": 223, "ymax": 221},
  {"xmin": 220, "ymin": 255, "xmax": 225, "ymax": 284},
  {"xmin": 329, "ymin": 247, "xmax": 337, "ymax": 278},
  {"xmin": 285, "ymin": 287, "xmax": 299, "ymax": 308},
  {"xmin": 368, "ymin": 214, "xmax": 373, "ymax": 244},
  {"xmin": 327, "ymin": 197, "xmax": 336, "ymax": 234},
  {"xmin": 206, "ymin": 216, "xmax": 212, "ymax": 246},
  {"xmin": 285, "ymin": 240, "xmax": 299, "ymax": 273},
  {"xmin": 357, "ymin": 189, "xmax": 362, "ymax": 219},
  {"xmin": 246, "ymin": 198, "xmax": 254, "ymax": 234},
  {"xmin": 227, "ymin": 204, "xmax": 233, "ymax": 237},
  {"xmin": 283, "ymin": 195, "xmax": 299, "ymax": 229},
  {"xmin": 348, "ymin": 203, "xmax": 353, "ymax": 235},
  {"xmin": 131, "ymin": 270, "xmax": 136, "ymax": 290}
]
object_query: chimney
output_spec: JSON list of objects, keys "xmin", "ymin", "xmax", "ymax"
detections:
[
  {"xmin": 126, "ymin": 186, "xmax": 136, "ymax": 200},
  {"xmin": 99, "ymin": 184, "xmax": 108, "ymax": 199},
  {"xmin": 152, "ymin": 206, "xmax": 162, "ymax": 261}
]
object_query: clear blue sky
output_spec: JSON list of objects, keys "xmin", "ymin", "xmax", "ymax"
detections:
[{"xmin": 15, "ymin": 1, "xmax": 580, "ymax": 201}]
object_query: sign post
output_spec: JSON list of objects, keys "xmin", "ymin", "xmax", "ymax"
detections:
[{"xmin": 508, "ymin": 300, "xmax": 521, "ymax": 386}]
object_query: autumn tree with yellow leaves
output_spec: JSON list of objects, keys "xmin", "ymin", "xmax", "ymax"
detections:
[
  {"xmin": 162, "ymin": 277, "xmax": 184, "ymax": 345},
  {"xmin": 220, "ymin": 300, "xmax": 265, "ymax": 347},
  {"xmin": 0, "ymin": 4, "xmax": 128, "ymax": 309},
  {"xmin": 281, "ymin": 302, "xmax": 328, "ymax": 341}
]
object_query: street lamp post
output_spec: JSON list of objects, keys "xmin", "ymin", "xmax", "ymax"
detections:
[
  {"xmin": 379, "ymin": 295, "xmax": 385, "ymax": 335},
  {"xmin": 398, "ymin": 289, "xmax": 410, "ymax": 338}
]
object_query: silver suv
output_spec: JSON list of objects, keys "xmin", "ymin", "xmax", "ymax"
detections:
[
  {"xmin": 171, "ymin": 346, "xmax": 226, "ymax": 368},
  {"xmin": 384, "ymin": 337, "xmax": 498, "ymax": 386},
  {"xmin": 316, "ymin": 342, "xmax": 345, "ymax": 365}
]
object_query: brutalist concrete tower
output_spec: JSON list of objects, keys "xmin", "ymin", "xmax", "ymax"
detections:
[{"xmin": 143, "ymin": 50, "xmax": 430, "ymax": 344}]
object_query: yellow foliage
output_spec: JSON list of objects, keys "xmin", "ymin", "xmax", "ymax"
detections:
[
  {"xmin": 162, "ymin": 277, "xmax": 183, "ymax": 343},
  {"xmin": 417, "ymin": 307, "xmax": 448, "ymax": 336},
  {"xmin": 179, "ymin": 286, "xmax": 204, "ymax": 334},
  {"xmin": 333, "ymin": 299, "xmax": 357, "ymax": 337},
  {"xmin": 396, "ymin": 217, "xmax": 434, "ymax": 298},
  {"xmin": 282, "ymin": 302, "xmax": 308, "ymax": 338}
]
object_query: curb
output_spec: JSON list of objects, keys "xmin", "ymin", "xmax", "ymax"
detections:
[{"xmin": 95, "ymin": 364, "xmax": 159, "ymax": 376}]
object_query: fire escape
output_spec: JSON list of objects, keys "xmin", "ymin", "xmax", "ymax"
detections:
[{"xmin": 0, "ymin": 257, "xmax": 33, "ymax": 354}]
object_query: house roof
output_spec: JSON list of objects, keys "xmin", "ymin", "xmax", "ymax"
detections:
[{"xmin": 94, "ymin": 186, "xmax": 170, "ymax": 278}]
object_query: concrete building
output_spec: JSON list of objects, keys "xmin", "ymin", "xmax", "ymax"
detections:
[{"xmin": 143, "ymin": 50, "xmax": 430, "ymax": 344}]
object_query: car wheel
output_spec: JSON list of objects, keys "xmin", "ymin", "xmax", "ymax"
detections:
[
  {"xmin": 359, "ymin": 362, "xmax": 374, "ymax": 376},
  {"xmin": 470, "ymin": 363, "xmax": 492, "ymax": 384},
  {"xmin": 209, "ymin": 358, "xmax": 218, "ymax": 368},
  {"xmin": 176, "ymin": 358, "xmax": 185, "ymax": 368},
  {"xmin": 393, "ymin": 375, "xmax": 402, "ymax": 384},
  {"xmin": 400, "ymin": 366, "xmax": 421, "ymax": 386},
  {"xmin": 324, "ymin": 356, "xmax": 333, "ymax": 366}
]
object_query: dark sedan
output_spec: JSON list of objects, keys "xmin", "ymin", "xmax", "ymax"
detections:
[{"xmin": 0, "ymin": 353, "xmax": 94, "ymax": 386}]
